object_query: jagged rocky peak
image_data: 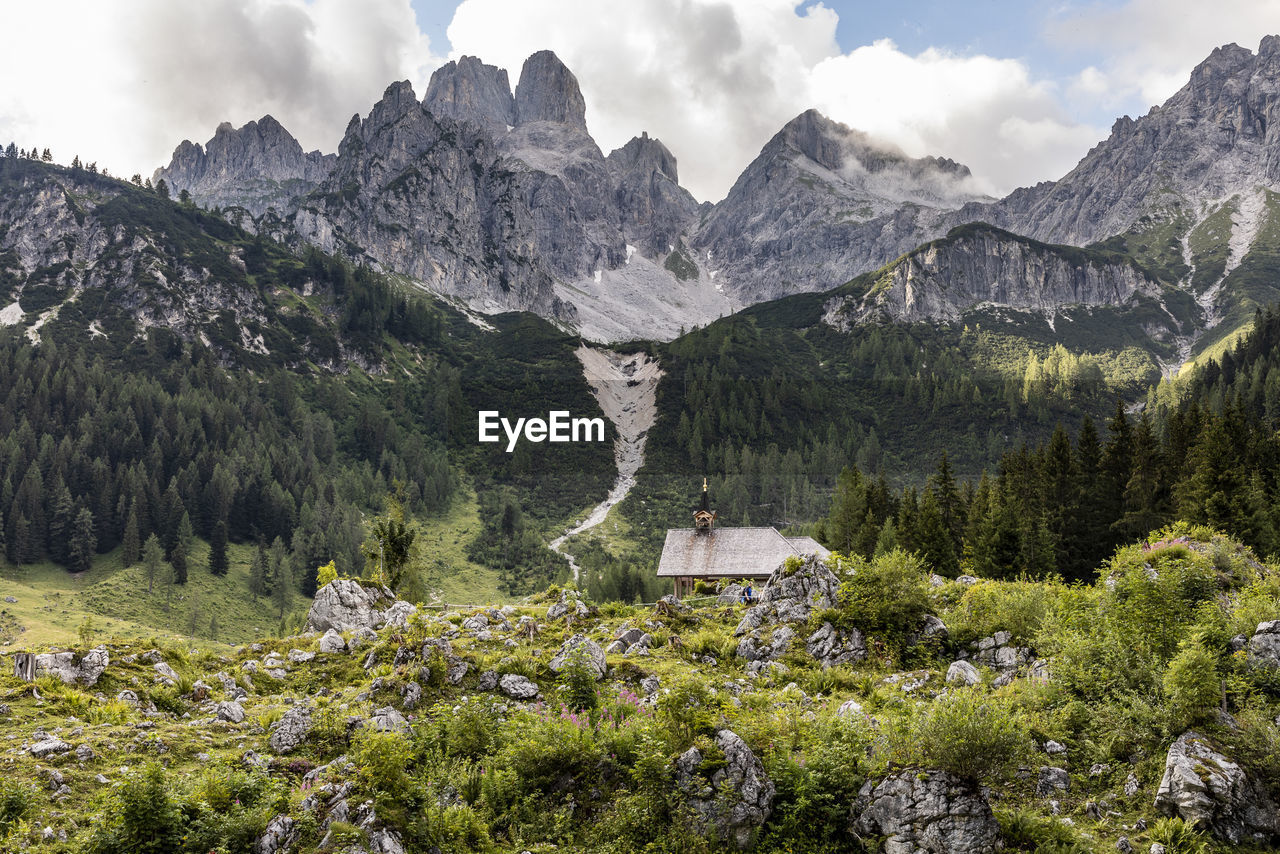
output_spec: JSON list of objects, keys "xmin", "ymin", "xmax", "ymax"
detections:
[
  {"xmin": 424, "ymin": 56, "xmax": 515, "ymax": 134},
  {"xmin": 154, "ymin": 114, "xmax": 335, "ymax": 215},
  {"xmin": 607, "ymin": 131, "xmax": 680, "ymax": 183},
  {"xmin": 514, "ymin": 50, "xmax": 587, "ymax": 127}
]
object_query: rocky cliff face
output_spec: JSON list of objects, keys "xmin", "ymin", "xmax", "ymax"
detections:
[
  {"xmin": 691, "ymin": 110, "xmax": 988, "ymax": 303},
  {"xmin": 153, "ymin": 116, "xmax": 335, "ymax": 217},
  {"xmin": 606, "ymin": 132, "xmax": 699, "ymax": 256},
  {"xmin": 423, "ymin": 55, "xmax": 516, "ymax": 136},
  {"xmin": 823, "ymin": 225, "xmax": 1174, "ymax": 329},
  {"xmin": 984, "ymin": 36, "xmax": 1280, "ymax": 247}
]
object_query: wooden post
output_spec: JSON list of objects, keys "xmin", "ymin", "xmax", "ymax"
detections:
[{"xmin": 12, "ymin": 653, "xmax": 36, "ymax": 682}]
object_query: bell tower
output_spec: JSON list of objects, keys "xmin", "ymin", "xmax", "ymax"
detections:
[{"xmin": 693, "ymin": 477, "xmax": 717, "ymax": 533}]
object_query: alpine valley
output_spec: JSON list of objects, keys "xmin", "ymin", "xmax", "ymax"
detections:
[{"xmin": 1, "ymin": 32, "xmax": 1280, "ymax": 854}]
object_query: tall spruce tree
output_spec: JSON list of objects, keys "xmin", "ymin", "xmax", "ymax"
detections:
[{"xmin": 209, "ymin": 520, "xmax": 229, "ymax": 577}]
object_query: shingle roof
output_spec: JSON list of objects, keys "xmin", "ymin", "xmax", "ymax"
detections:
[{"xmin": 656, "ymin": 527, "xmax": 829, "ymax": 577}]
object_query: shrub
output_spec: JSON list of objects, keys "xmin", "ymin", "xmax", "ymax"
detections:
[
  {"xmin": 1162, "ymin": 634, "xmax": 1221, "ymax": 729},
  {"xmin": 351, "ymin": 729, "xmax": 419, "ymax": 816},
  {"xmin": 838, "ymin": 550, "xmax": 930, "ymax": 649},
  {"xmin": 1149, "ymin": 816, "xmax": 1211, "ymax": 854},
  {"xmin": 83, "ymin": 763, "xmax": 183, "ymax": 854},
  {"xmin": 0, "ymin": 779, "xmax": 34, "ymax": 834},
  {"xmin": 946, "ymin": 578, "xmax": 1063, "ymax": 645},
  {"xmin": 887, "ymin": 687, "xmax": 1032, "ymax": 783}
]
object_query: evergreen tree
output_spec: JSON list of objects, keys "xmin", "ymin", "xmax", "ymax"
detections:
[
  {"xmin": 170, "ymin": 512, "xmax": 193, "ymax": 584},
  {"xmin": 248, "ymin": 541, "xmax": 269, "ymax": 598},
  {"xmin": 270, "ymin": 537, "xmax": 292, "ymax": 619},
  {"xmin": 121, "ymin": 505, "xmax": 140, "ymax": 567},
  {"xmin": 209, "ymin": 519, "xmax": 229, "ymax": 576},
  {"xmin": 155, "ymin": 178, "xmax": 169, "ymax": 199},
  {"xmin": 142, "ymin": 534, "xmax": 164, "ymax": 594},
  {"xmin": 69, "ymin": 508, "xmax": 96, "ymax": 573}
]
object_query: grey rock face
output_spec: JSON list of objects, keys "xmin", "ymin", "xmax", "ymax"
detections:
[
  {"xmin": 256, "ymin": 813, "xmax": 296, "ymax": 854},
  {"xmin": 318, "ymin": 629, "xmax": 346, "ymax": 654},
  {"xmin": 369, "ymin": 706, "xmax": 410, "ymax": 734},
  {"xmin": 1154, "ymin": 731, "xmax": 1280, "ymax": 844},
  {"xmin": 307, "ymin": 579, "xmax": 397, "ymax": 633},
  {"xmin": 674, "ymin": 729, "xmax": 774, "ymax": 849},
  {"xmin": 549, "ymin": 635, "xmax": 608, "ymax": 680},
  {"xmin": 154, "ymin": 115, "xmax": 335, "ymax": 216},
  {"xmin": 29, "ymin": 738, "xmax": 73, "ymax": 758},
  {"xmin": 34, "ymin": 647, "xmax": 109, "ymax": 687},
  {"xmin": 269, "ymin": 706, "xmax": 314, "ymax": 754},
  {"xmin": 735, "ymin": 553, "xmax": 841, "ymax": 635},
  {"xmin": 1247, "ymin": 620, "xmax": 1280, "ymax": 668},
  {"xmin": 946, "ymin": 660, "xmax": 982, "ymax": 686},
  {"xmin": 805, "ymin": 622, "xmax": 867, "ymax": 667},
  {"xmin": 853, "ymin": 770, "xmax": 1002, "ymax": 854},
  {"xmin": 737, "ymin": 625, "xmax": 796, "ymax": 663},
  {"xmin": 498, "ymin": 674, "xmax": 540, "ymax": 700},
  {"xmin": 515, "ymin": 50, "xmax": 587, "ymax": 128},
  {"xmin": 824, "ymin": 225, "xmax": 1172, "ymax": 329},
  {"xmin": 216, "ymin": 701, "xmax": 245, "ymax": 724},
  {"xmin": 425, "ymin": 56, "xmax": 516, "ymax": 135},
  {"xmin": 606, "ymin": 132, "xmax": 700, "ymax": 256}
]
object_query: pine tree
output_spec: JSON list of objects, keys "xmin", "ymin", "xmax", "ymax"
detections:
[
  {"xmin": 270, "ymin": 537, "xmax": 292, "ymax": 619},
  {"xmin": 248, "ymin": 542, "xmax": 269, "ymax": 598},
  {"xmin": 69, "ymin": 508, "xmax": 96, "ymax": 573},
  {"xmin": 122, "ymin": 506, "xmax": 140, "ymax": 567},
  {"xmin": 142, "ymin": 534, "xmax": 164, "ymax": 594},
  {"xmin": 209, "ymin": 520, "xmax": 229, "ymax": 576},
  {"xmin": 13, "ymin": 514, "xmax": 30, "ymax": 567},
  {"xmin": 155, "ymin": 178, "xmax": 169, "ymax": 199}
]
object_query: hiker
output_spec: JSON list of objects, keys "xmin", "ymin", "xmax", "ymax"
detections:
[{"xmin": 741, "ymin": 583, "xmax": 755, "ymax": 605}]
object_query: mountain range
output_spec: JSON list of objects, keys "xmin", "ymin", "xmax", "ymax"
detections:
[{"xmin": 146, "ymin": 38, "xmax": 1280, "ymax": 362}]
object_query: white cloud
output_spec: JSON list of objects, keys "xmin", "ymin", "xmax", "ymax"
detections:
[
  {"xmin": 446, "ymin": 0, "xmax": 1103, "ymax": 199},
  {"xmin": 0, "ymin": 0, "xmax": 441, "ymax": 179},
  {"xmin": 1047, "ymin": 0, "xmax": 1280, "ymax": 110}
]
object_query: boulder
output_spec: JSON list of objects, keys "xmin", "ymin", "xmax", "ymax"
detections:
[
  {"xmin": 29, "ymin": 738, "xmax": 72, "ymax": 758},
  {"xmin": 547, "ymin": 594, "xmax": 590, "ymax": 621},
  {"xmin": 217, "ymin": 701, "xmax": 246, "ymax": 724},
  {"xmin": 153, "ymin": 662, "xmax": 179, "ymax": 684},
  {"xmin": 306, "ymin": 579, "xmax": 396, "ymax": 633},
  {"xmin": 32, "ymin": 647, "xmax": 110, "ymax": 687},
  {"xmin": 369, "ymin": 706, "xmax": 410, "ymax": 734},
  {"xmin": 853, "ymin": 769, "xmax": 1001, "ymax": 854},
  {"xmin": 318, "ymin": 629, "xmax": 346, "ymax": 654},
  {"xmin": 737, "ymin": 625, "xmax": 795, "ymax": 663},
  {"xmin": 674, "ymin": 729, "xmax": 774, "ymax": 849},
  {"xmin": 1038, "ymin": 766, "xmax": 1070, "ymax": 795},
  {"xmin": 498, "ymin": 674, "xmax": 540, "ymax": 700},
  {"xmin": 257, "ymin": 814, "xmax": 296, "ymax": 854},
  {"xmin": 805, "ymin": 622, "xmax": 867, "ymax": 667},
  {"xmin": 268, "ymin": 706, "xmax": 314, "ymax": 754},
  {"xmin": 1154, "ymin": 731, "xmax": 1280, "ymax": 845},
  {"xmin": 382, "ymin": 600, "xmax": 418, "ymax": 629},
  {"xmin": 835, "ymin": 699, "xmax": 865, "ymax": 718},
  {"xmin": 287, "ymin": 649, "xmax": 315, "ymax": 664},
  {"xmin": 549, "ymin": 635, "xmax": 607, "ymax": 680},
  {"xmin": 735, "ymin": 554, "xmax": 840, "ymax": 635},
  {"xmin": 946, "ymin": 660, "xmax": 982, "ymax": 686},
  {"xmin": 717, "ymin": 584, "xmax": 746, "ymax": 605},
  {"xmin": 641, "ymin": 675, "xmax": 661, "ymax": 697},
  {"xmin": 917, "ymin": 614, "xmax": 949, "ymax": 642},
  {"xmin": 1247, "ymin": 620, "xmax": 1280, "ymax": 669}
]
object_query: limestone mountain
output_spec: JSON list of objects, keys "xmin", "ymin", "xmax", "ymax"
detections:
[{"xmin": 152, "ymin": 115, "xmax": 335, "ymax": 217}]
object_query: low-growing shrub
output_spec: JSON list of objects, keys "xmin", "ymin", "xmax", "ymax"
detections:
[
  {"xmin": 83, "ymin": 763, "xmax": 183, "ymax": 854},
  {"xmin": 886, "ymin": 687, "xmax": 1033, "ymax": 783},
  {"xmin": 837, "ymin": 550, "xmax": 930, "ymax": 652}
]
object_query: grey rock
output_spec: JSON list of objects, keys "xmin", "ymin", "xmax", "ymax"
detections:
[
  {"xmin": 1038, "ymin": 766, "xmax": 1070, "ymax": 795},
  {"xmin": 3, "ymin": 596, "xmax": 15, "ymax": 603},
  {"xmin": 737, "ymin": 625, "xmax": 796, "ymax": 663},
  {"xmin": 424, "ymin": 55, "xmax": 515, "ymax": 135},
  {"xmin": 835, "ymin": 699, "xmax": 865, "ymax": 718},
  {"xmin": 1150, "ymin": 845, "xmax": 1166, "ymax": 854},
  {"xmin": 477, "ymin": 670, "xmax": 499, "ymax": 692},
  {"xmin": 33, "ymin": 646, "xmax": 109, "ymax": 687},
  {"xmin": 306, "ymin": 579, "xmax": 396, "ymax": 634},
  {"xmin": 549, "ymin": 635, "xmax": 607, "ymax": 680},
  {"xmin": 640, "ymin": 676, "xmax": 661, "ymax": 697},
  {"xmin": 735, "ymin": 553, "xmax": 841, "ymax": 635},
  {"xmin": 400, "ymin": 681, "xmax": 422, "ymax": 710},
  {"xmin": 854, "ymin": 769, "xmax": 1002, "ymax": 854},
  {"xmin": 514, "ymin": 50, "xmax": 587, "ymax": 128},
  {"xmin": 256, "ymin": 813, "xmax": 296, "ymax": 854},
  {"xmin": 369, "ymin": 706, "xmax": 410, "ymax": 734},
  {"xmin": 1154, "ymin": 731, "xmax": 1280, "ymax": 844},
  {"xmin": 269, "ymin": 706, "xmax": 314, "ymax": 754},
  {"xmin": 805, "ymin": 622, "xmax": 867, "ymax": 667},
  {"xmin": 1116, "ymin": 836, "xmax": 1133, "ymax": 853},
  {"xmin": 29, "ymin": 738, "xmax": 72, "ymax": 758},
  {"xmin": 547, "ymin": 596, "xmax": 591, "ymax": 621},
  {"xmin": 674, "ymin": 729, "xmax": 774, "ymax": 849},
  {"xmin": 1125, "ymin": 773, "xmax": 1141, "ymax": 797},
  {"xmin": 1089, "ymin": 763, "xmax": 1111, "ymax": 778},
  {"xmin": 1247, "ymin": 620, "xmax": 1280, "ymax": 669},
  {"xmin": 498, "ymin": 674, "xmax": 539, "ymax": 701},
  {"xmin": 318, "ymin": 629, "xmax": 347, "ymax": 654},
  {"xmin": 606, "ymin": 640, "xmax": 628, "ymax": 655},
  {"xmin": 946, "ymin": 660, "xmax": 982, "ymax": 686},
  {"xmin": 217, "ymin": 701, "xmax": 246, "ymax": 724},
  {"xmin": 75, "ymin": 743, "xmax": 95, "ymax": 761},
  {"xmin": 1043, "ymin": 740, "xmax": 1067, "ymax": 755},
  {"xmin": 917, "ymin": 614, "xmax": 950, "ymax": 642},
  {"xmin": 153, "ymin": 662, "xmax": 179, "ymax": 684},
  {"xmin": 287, "ymin": 649, "xmax": 315, "ymax": 664},
  {"xmin": 115, "ymin": 689, "xmax": 138, "ymax": 706}
]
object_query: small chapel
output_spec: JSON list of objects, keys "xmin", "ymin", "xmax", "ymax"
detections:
[{"xmin": 656, "ymin": 479, "xmax": 830, "ymax": 598}]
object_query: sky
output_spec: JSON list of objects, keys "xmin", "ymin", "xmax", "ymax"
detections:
[{"xmin": 2, "ymin": 0, "xmax": 1278, "ymax": 202}]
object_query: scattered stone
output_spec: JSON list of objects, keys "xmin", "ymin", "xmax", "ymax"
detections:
[
  {"xmin": 217, "ymin": 701, "xmax": 246, "ymax": 724},
  {"xmin": 1043, "ymin": 740, "xmax": 1067, "ymax": 755},
  {"xmin": 369, "ymin": 706, "xmax": 410, "ymax": 733},
  {"xmin": 1124, "ymin": 773, "xmax": 1141, "ymax": 797},
  {"xmin": 1116, "ymin": 836, "xmax": 1133, "ymax": 852},
  {"xmin": 717, "ymin": 583, "xmax": 745, "ymax": 605},
  {"xmin": 737, "ymin": 625, "xmax": 795, "ymax": 663},
  {"xmin": 854, "ymin": 769, "xmax": 1001, "ymax": 854},
  {"xmin": 1038, "ymin": 766, "xmax": 1070, "ymax": 795},
  {"xmin": 547, "ymin": 593, "xmax": 590, "ymax": 621},
  {"xmin": 805, "ymin": 622, "xmax": 867, "ymax": 667},
  {"xmin": 1150, "ymin": 844, "xmax": 1166, "ymax": 854},
  {"xmin": 29, "ymin": 738, "xmax": 72, "ymax": 758},
  {"xmin": 318, "ymin": 629, "xmax": 346, "ymax": 654},
  {"xmin": 153, "ymin": 662, "xmax": 179, "ymax": 684},
  {"xmin": 257, "ymin": 814, "xmax": 296, "ymax": 854},
  {"xmin": 3, "ymin": 596, "xmax": 15, "ymax": 603},
  {"xmin": 945, "ymin": 660, "xmax": 982, "ymax": 686},
  {"xmin": 75, "ymin": 744, "xmax": 94, "ymax": 762},
  {"xmin": 1154, "ymin": 731, "xmax": 1280, "ymax": 845},
  {"xmin": 835, "ymin": 699, "xmax": 864, "ymax": 718},
  {"xmin": 477, "ymin": 670, "xmax": 499, "ymax": 692},
  {"xmin": 1089, "ymin": 763, "xmax": 1111, "ymax": 778},
  {"xmin": 548, "ymin": 635, "xmax": 608, "ymax": 680},
  {"xmin": 269, "ymin": 706, "xmax": 314, "ymax": 754},
  {"xmin": 29, "ymin": 647, "xmax": 110, "ymax": 687},
  {"xmin": 498, "ymin": 674, "xmax": 539, "ymax": 701},
  {"xmin": 674, "ymin": 729, "xmax": 774, "ymax": 849},
  {"xmin": 916, "ymin": 614, "xmax": 949, "ymax": 642},
  {"xmin": 382, "ymin": 600, "xmax": 418, "ymax": 629},
  {"xmin": 401, "ymin": 681, "xmax": 422, "ymax": 710},
  {"xmin": 189, "ymin": 680, "xmax": 211, "ymax": 701},
  {"xmin": 640, "ymin": 675, "xmax": 661, "ymax": 697},
  {"xmin": 352, "ymin": 627, "xmax": 379, "ymax": 648}
]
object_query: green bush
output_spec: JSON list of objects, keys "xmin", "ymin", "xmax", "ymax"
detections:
[
  {"xmin": 351, "ymin": 729, "xmax": 420, "ymax": 817},
  {"xmin": 1149, "ymin": 816, "xmax": 1211, "ymax": 854},
  {"xmin": 1162, "ymin": 634, "xmax": 1221, "ymax": 729},
  {"xmin": 83, "ymin": 763, "xmax": 183, "ymax": 854},
  {"xmin": 887, "ymin": 687, "xmax": 1033, "ymax": 783},
  {"xmin": 837, "ymin": 550, "xmax": 930, "ymax": 650},
  {"xmin": 558, "ymin": 643, "xmax": 600, "ymax": 713},
  {"xmin": 0, "ymin": 779, "xmax": 34, "ymax": 835}
]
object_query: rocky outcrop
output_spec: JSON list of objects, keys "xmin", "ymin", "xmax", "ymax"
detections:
[
  {"xmin": 424, "ymin": 56, "xmax": 515, "ymax": 135},
  {"xmin": 675, "ymin": 729, "xmax": 774, "ymax": 849},
  {"xmin": 548, "ymin": 634, "xmax": 607, "ymax": 680},
  {"xmin": 606, "ymin": 132, "xmax": 700, "ymax": 256},
  {"xmin": 498, "ymin": 674, "xmax": 540, "ymax": 700},
  {"xmin": 823, "ymin": 224, "xmax": 1175, "ymax": 329},
  {"xmin": 1154, "ymin": 731, "xmax": 1280, "ymax": 845},
  {"xmin": 153, "ymin": 116, "xmax": 335, "ymax": 216},
  {"xmin": 269, "ymin": 706, "xmax": 314, "ymax": 754},
  {"xmin": 31, "ymin": 647, "xmax": 109, "ymax": 687},
  {"xmin": 805, "ymin": 622, "xmax": 867, "ymax": 668},
  {"xmin": 1247, "ymin": 620, "xmax": 1280, "ymax": 668},
  {"xmin": 735, "ymin": 553, "xmax": 841, "ymax": 635},
  {"xmin": 306, "ymin": 579, "xmax": 398, "ymax": 633},
  {"xmin": 853, "ymin": 770, "xmax": 1002, "ymax": 854},
  {"xmin": 514, "ymin": 50, "xmax": 587, "ymax": 128}
]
